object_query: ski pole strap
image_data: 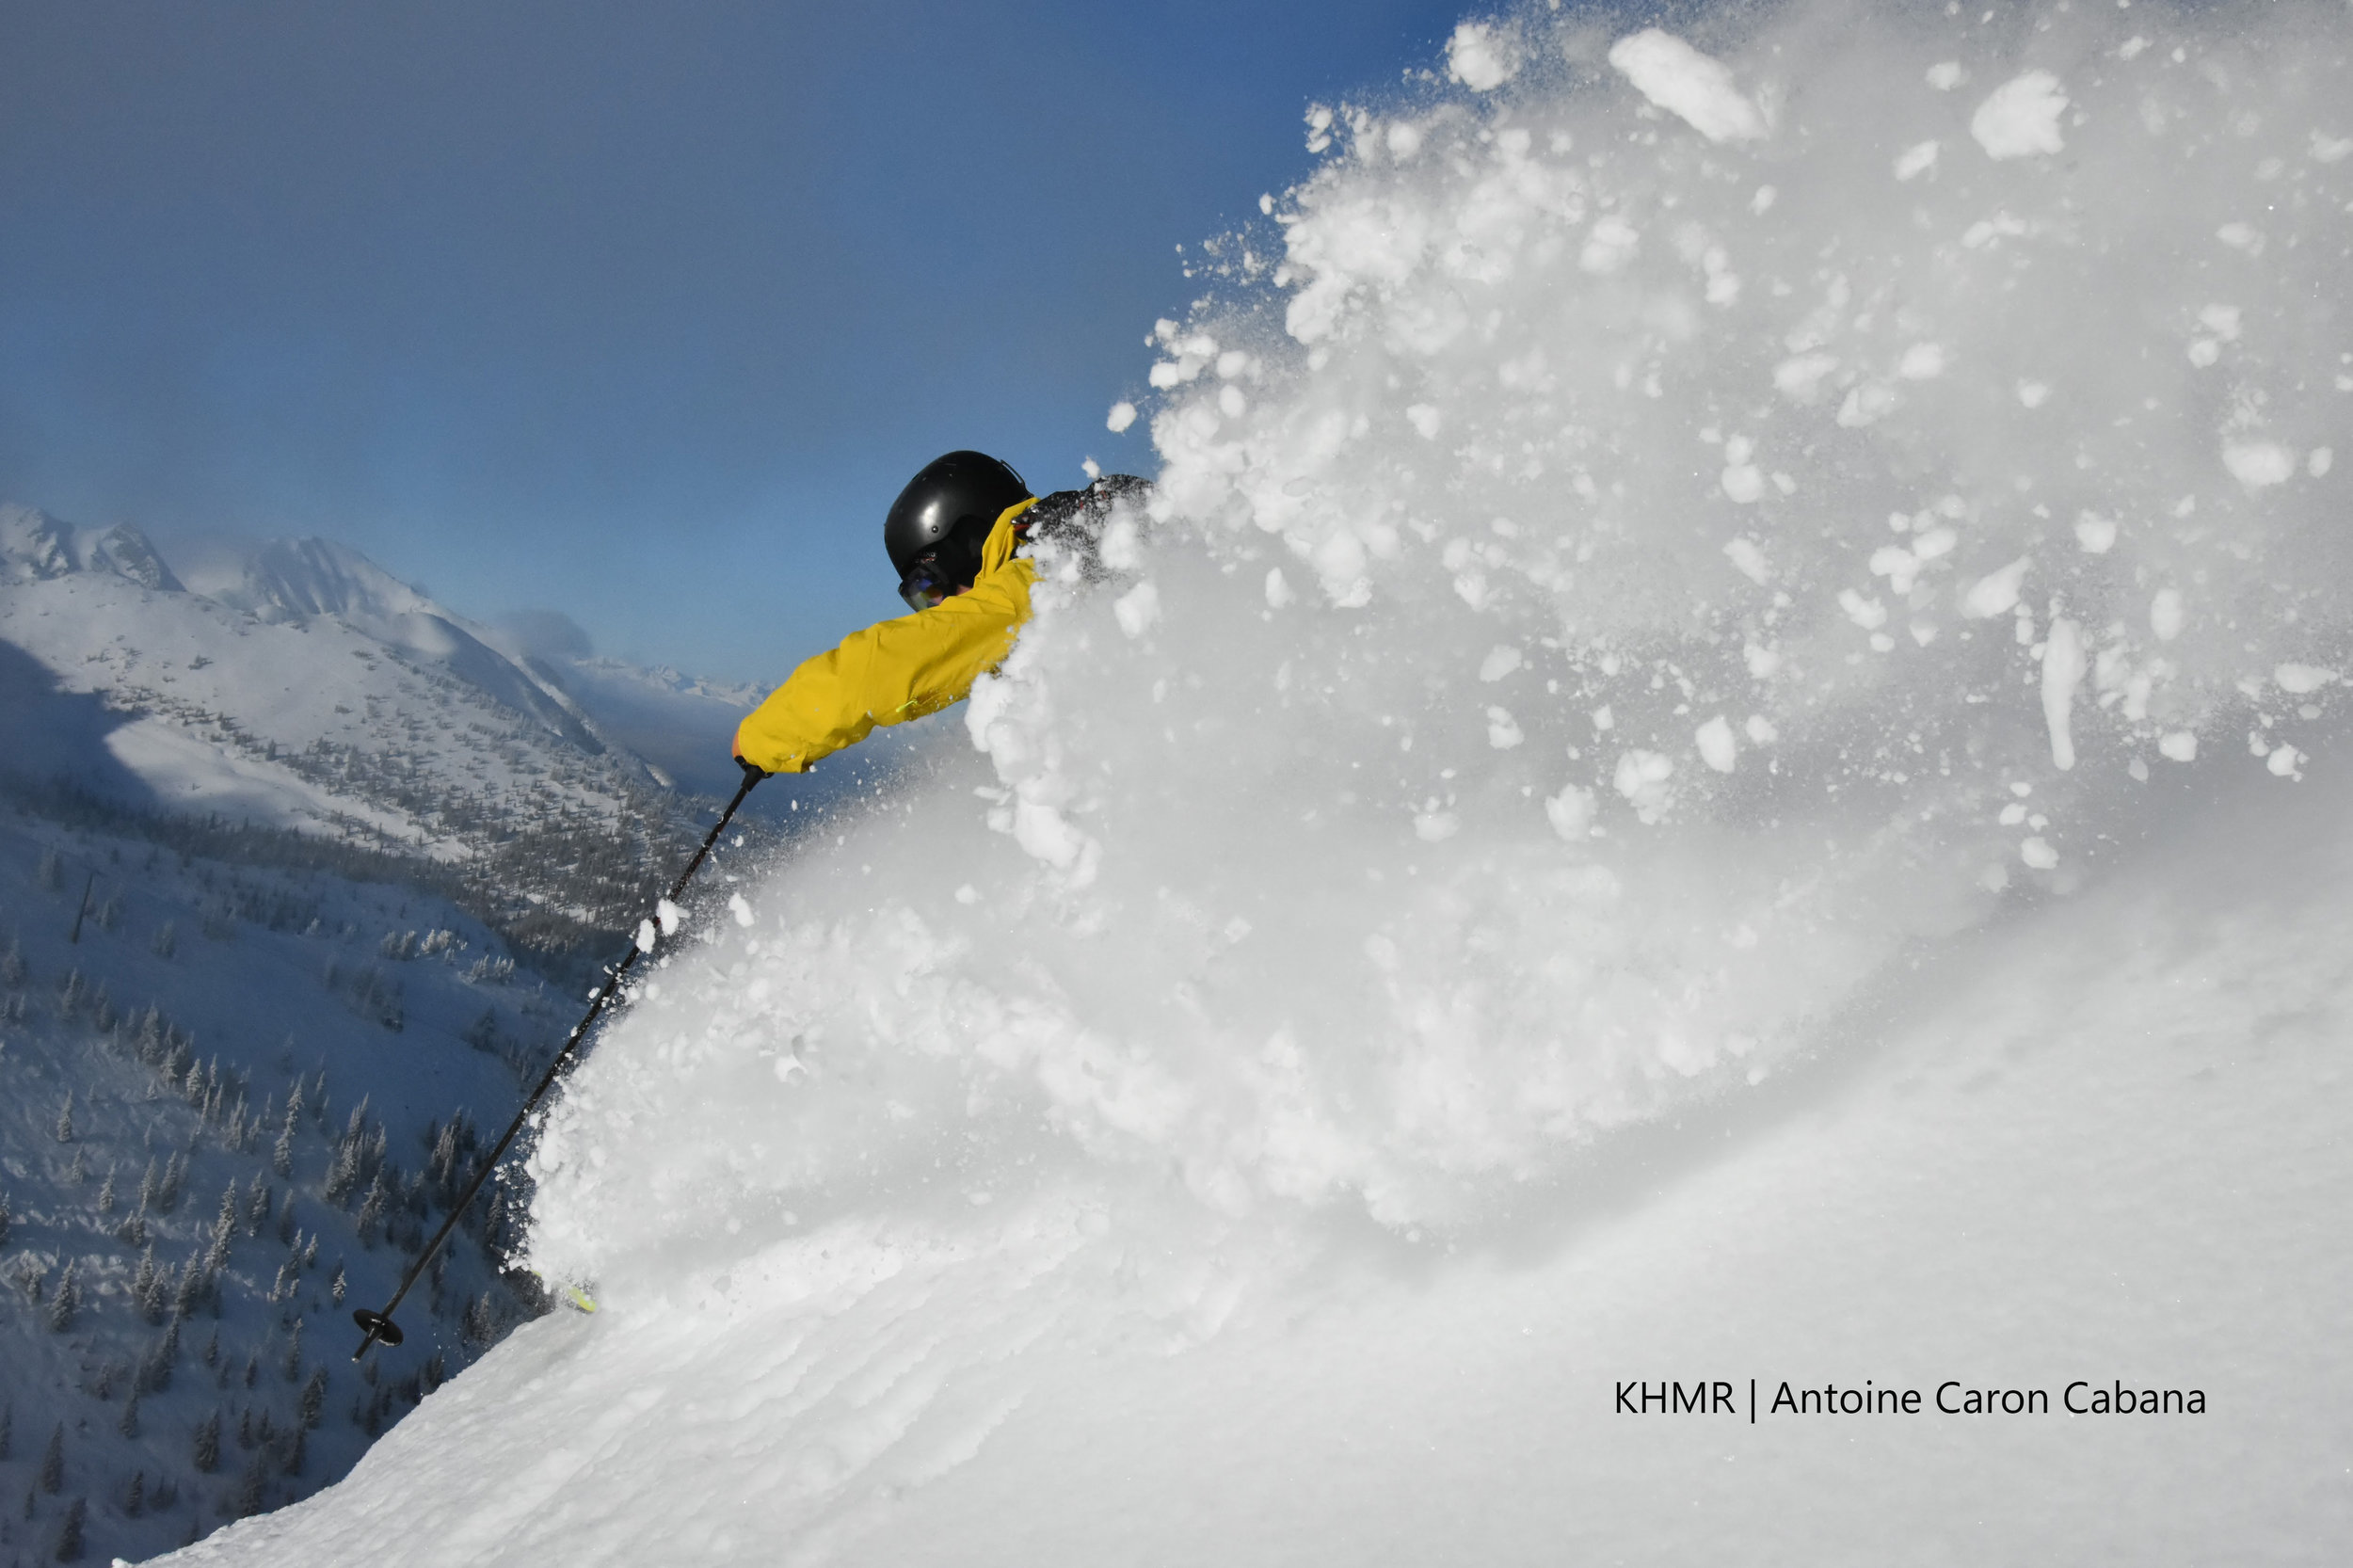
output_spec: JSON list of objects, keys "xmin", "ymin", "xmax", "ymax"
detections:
[{"xmin": 353, "ymin": 765, "xmax": 763, "ymax": 1360}]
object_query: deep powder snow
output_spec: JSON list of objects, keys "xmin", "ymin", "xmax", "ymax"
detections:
[{"xmin": 164, "ymin": 2, "xmax": 2353, "ymax": 1562}]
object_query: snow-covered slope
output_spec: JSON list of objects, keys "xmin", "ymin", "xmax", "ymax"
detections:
[
  {"xmin": 507, "ymin": 658, "xmax": 766, "ymax": 800},
  {"xmin": 145, "ymin": 1, "xmax": 2353, "ymax": 1562},
  {"xmin": 0, "ymin": 804, "xmax": 564, "ymax": 1565},
  {"xmin": 148, "ymin": 759, "xmax": 2353, "ymax": 1565}
]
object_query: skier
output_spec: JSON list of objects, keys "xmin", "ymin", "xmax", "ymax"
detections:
[{"xmin": 731, "ymin": 451, "xmax": 1147, "ymax": 777}]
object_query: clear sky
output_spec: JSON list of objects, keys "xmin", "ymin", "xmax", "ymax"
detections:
[{"xmin": 0, "ymin": 0, "xmax": 1470, "ymax": 684}]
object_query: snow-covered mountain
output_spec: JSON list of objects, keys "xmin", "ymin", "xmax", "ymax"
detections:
[{"xmin": 1, "ymin": 505, "xmax": 680, "ymax": 847}]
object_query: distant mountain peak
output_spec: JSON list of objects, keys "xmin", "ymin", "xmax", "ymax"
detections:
[
  {"xmin": 206, "ymin": 536, "xmax": 433, "ymax": 625},
  {"xmin": 0, "ymin": 504, "xmax": 184, "ymax": 592}
]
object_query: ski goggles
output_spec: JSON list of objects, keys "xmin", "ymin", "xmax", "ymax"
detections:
[{"xmin": 898, "ymin": 556, "xmax": 961, "ymax": 613}]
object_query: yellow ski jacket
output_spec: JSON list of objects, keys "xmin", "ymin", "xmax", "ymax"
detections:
[{"xmin": 732, "ymin": 498, "xmax": 1039, "ymax": 775}]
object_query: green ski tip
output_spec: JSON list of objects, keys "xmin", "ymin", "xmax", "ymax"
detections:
[{"xmin": 533, "ymin": 1272, "xmax": 599, "ymax": 1315}]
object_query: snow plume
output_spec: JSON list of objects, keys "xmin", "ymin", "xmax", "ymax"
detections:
[{"xmin": 525, "ymin": 1, "xmax": 2351, "ymax": 1281}]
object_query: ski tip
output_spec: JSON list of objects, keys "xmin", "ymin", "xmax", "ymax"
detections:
[{"xmin": 531, "ymin": 1271, "xmax": 599, "ymax": 1315}]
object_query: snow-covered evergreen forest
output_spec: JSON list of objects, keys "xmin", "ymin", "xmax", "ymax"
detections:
[{"xmin": 0, "ymin": 509, "xmax": 841, "ymax": 1562}]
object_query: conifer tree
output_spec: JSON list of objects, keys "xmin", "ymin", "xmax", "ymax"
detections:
[
  {"xmin": 0, "ymin": 1192, "xmax": 11, "ymax": 1248},
  {"xmin": 53, "ymin": 1092, "xmax": 73, "ymax": 1144},
  {"xmin": 323, "ymin": 1137, "xmax": 360, "ymax": 1207},
  {"xmin": 39, "ymin": 1423, "xmax": 63, "ymax": 1492},
  {"xmin": 53, "ymin": 1495, "xmax": 86, "ymax": 1561},
  {"xmin": 356, "ymin": 1175, "xmax": 387, "ymax": 1247},
  {"xmin": 246, "ymin": 1172, "xmax": 272, "ymax": 1237},
  {"xmin": 192, "ymin": 1409, "xmax": 220, "ymax": 1473},
  {"xmin": 172, "ymin": 1256, "xmax": 206, "ymax": 1320},
  {"xmin": 125, "ymin": 1470, "xmax": 146, "ymax": 1518},
  {"xmin": 234, "ymin": 1452, "xmax": 267, "ymax": 1517},
  {"xmin": 96, "ymin": 1168, "xmax": 116, "ymax": 1217},
  {"xmin": 138, "ymin": 1320, "xmax": 179, "ymax": 1395},
  {"xmin": 298, "ymin": 1368, "xmax": 328, "ymax": 1431},
  {"xmin": 0, "ymin": 1400, "xmax": 11, "ymax": 1460},
  {"xmin": 273, "ymin": 1107, "xmax": 297, "ymax": 1178},
  {"xmin": 45, "ymin": 1261, "xmax": 79, "ymax": 1332},
  {"xmin": 118, "ymin": 1394, "xmax": 140, "ymax": 1439}
]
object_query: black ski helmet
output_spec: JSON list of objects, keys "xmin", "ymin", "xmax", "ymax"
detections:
[{"xmin": 883, "ymin": 451, "xmax": 1032, "ymax": 583}]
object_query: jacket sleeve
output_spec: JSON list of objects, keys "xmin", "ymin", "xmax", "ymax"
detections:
[{"xmin": 733, "ymin": 552, "xmax": 1036, "ymax": 775}]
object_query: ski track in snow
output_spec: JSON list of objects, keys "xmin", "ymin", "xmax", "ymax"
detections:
[{"xmin": 160, "ymin": 0, "xmax": 2353, "ymax": 1560}]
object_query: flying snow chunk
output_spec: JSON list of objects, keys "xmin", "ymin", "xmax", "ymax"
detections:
[
  {"xmin": 1608, "ymin": 30, "xmax": 1768, "ymax": 144},
  {"xmin": 1613, "ymin": 748, "xmax": 1675, "ymax": 824},
  {"xmin": 2020, "ymin": 837, "xmax": 2059, "ymax": 870},
  {"xmin": 2159, "ymin": 731, "xmax": 2199, "ymax": 762},
  {"xmin": 2274, "ymin": 664, "xmax": 2337, "ymax": 695},
  {"xmin": 1971, "ymin": 72, "xmax": 2069, "ymax": 160},
  {"xmin": 2041, "ymin": 617, "xmax": 2087, "ymax": 771},
  {"xmin": 1478, "ymin": 646, "xmax": 1523, "ymax": 682},
  {"xmin": 1447, "ymin": 22, "xmax": 1520, "ymax": 91},
  {"xmin": 1106, "ymin": 401, "xmax": 1138, "ymax": 434},
  {"xmin": 1545, "ymin": 783, "xmax": 1595, "ymax": 840},
  {"xmin": 1722, "ymin": 536, "xmax": 1770, "ymax": 585},
  {"xmin": 2223, "ymin": 441, "xmax": 2297, "ymax": 489},
  {"xmin": 2073, "ymin": 513, "xmax": 2117, "ymax": 553},
  {"xmin": 1695, "ymin": 715, "xmax": 1737, "ymax": 774},
  {"xmin": 1113, "ymin": 581, "xmax": 1162, "ymax": 638},
  {"xmin": 1963, "ymin": 557, "xmax": 2032, "ymax": 619}
]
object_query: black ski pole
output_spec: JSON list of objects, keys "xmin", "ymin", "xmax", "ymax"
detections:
[{"xmin": 353, "ymin": 760, "xmax": 767, "ymax": 1361}]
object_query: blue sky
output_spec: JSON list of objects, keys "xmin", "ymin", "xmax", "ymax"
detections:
[{"xmin": 0, "ymin": 0, "xmax": 1471, "ymax": 684}]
